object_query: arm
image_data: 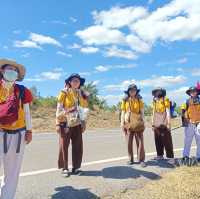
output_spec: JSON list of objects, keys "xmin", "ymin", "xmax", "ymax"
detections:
[
  {"xmin": 24, "ymin": 103, "xmax": 32, "ymax": 144},
  {"xmin": 166, "ymin": 108, "xmax": 171, "ymax": 129}
]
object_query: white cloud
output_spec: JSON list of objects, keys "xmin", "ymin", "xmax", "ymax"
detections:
[
  {"xmin": 177, "ymin": 57, "xmax": 188, "ymax": 64},
  {"xmin": 25, "ymin": 68, "xmax": 63, "ymax": 82},
  {"xmin": 148, "ymin": 0, "xmax": 155, "ymax": 4},
  {"xmin": 56, "ymin": 51, "xmax": 72, "ymax": 57},
  {"xmin": 191, "ymin": 68, "xmax": 200, "ymax": 76},
  {"xmin": 92, "ymin": 6, "xmax": 148, "ymax": 28},
  {"xmin": 61, "ymin": 33, "xmax": 68, "ymax": 38},
  {"xmin": 51, "ymin": 20, "xmax": 67, "ymax": 25},
  {"xmin": 95, "ymin": 64, "xmax": 137, "ymax": 73},
  {"xmin": 13, "ymin": 30, "xmax": 22, "ymax": 34},
  {"xmin": 92, "ymin": 80, "xmax": 100, "ymax": 85},
  {"xmin": 100, "ymin": 94, "xmax": 124, "ymax": 105},
  {"xmin": 104, "ymin": 75, "xmax": 187, "ymax": 92},
  {"xmin": 76, "ymin": 0, "xmax": 200, "ymax": 60},
  {"xmin": 126, "ymin": 34, "xmax": 151, "ymax": 53},
  {"xmin": 168, "ymin": 86, "xmax": 189, "ymax": 105},
  {"xmin": 70, "ymin": 17, "xmax": 77, "ymax": 23},
  {"xmin": 105, "ymin": 46, "xmax": 137, "ymax": 59},
  {"xmin": 131, "ymin": 0, "xmax": 200, "ymax": 42},
  {"xmin": 30, "ymin": 33, "xmax": 62, "ymax": 47},
  {"xmin": 80, "ymin": 46, "xmax": 99, "ymax": 54},
  {"xmin": 95, "ymin": 65, "xmax": 109, "ymax": 72},
  {"xmin": 76, "ymin": 25, "xmax": 126, "ymax": 45},
  {"xmin": 14, "ymin": 40, "xmax": 42, "ymax": 49},
  {"xmin": 139, "ymin": 75, "xmax": 187, "ymax": 87}
]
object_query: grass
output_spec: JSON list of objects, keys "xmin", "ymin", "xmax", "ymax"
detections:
[
  {"xmin": 102, "ymin": 166, "xmax": 200, "ymax": 199},
  {"xmin": 32, "ymin": 107, "xmax": 182, "ymax": 133}
]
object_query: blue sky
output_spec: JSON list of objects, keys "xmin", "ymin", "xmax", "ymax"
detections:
[{"xmin": 0, "ymin": 0, "xmax": 200, "ymax": 105}]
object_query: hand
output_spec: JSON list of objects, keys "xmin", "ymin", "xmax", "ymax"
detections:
[
  {"xmin": 56, "ymin": 125, "xmax": 61, "ymax": 134},
  {"xmin": 167, "ymin": 123, "xmax": 171, "ymax": 130},
  {"xmin": 25, "ymin": 130, "xmax": 32, "ymax": 144},
  {"xmin": 121, "ymin": 126, "xmax": 127, "ymax": 135},
  {"xmin": 81, "ymin": 121, "xmax": 86, "ymax": 133}
]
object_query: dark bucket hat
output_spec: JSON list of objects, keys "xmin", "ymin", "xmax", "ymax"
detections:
[
  {"xmin": 124, "ymin": 84, "xmax": 140, "ymax": 95},
  {"xmin": 186, "ymin": 86, "xmax": 200, "ymax": 96},
  {"xmin": 65, "ymin": 73, "xmax": 85, "ymax": 86},
  {"xmin": 152, "ymin": 87, "xmax": 166, "ymax": 97}
]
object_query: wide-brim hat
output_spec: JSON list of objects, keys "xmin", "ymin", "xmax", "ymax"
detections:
[
  {"xmin": 152, "ymin": 87, "xmax": 166, "ymax": 97},
  {"xmin": 0, "ymin": 59, "xmax": 25, "ymax": 81},
  {"xmin": 124, "ymin": 84, "xmax": 140, "ymax": 95},
  {"xmin": 65, "ymin": 73, "xmax": 85, "ymax": 86},
  {"xmin": 186, "ymin": 86, "xmax": 200, "ymax": 96}
]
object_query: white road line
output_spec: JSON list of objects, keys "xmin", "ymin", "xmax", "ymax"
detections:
[{"xmin": 0, "ymin": 146, "xmax": 196, "ymax": 179}]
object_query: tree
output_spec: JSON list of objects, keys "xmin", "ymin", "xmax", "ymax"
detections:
[{"xmin": 83, "ymin": 82, "xmax": 107, "ymax": 110}]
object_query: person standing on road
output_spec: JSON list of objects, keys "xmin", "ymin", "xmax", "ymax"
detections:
[
  {"xmin": 56, "ymin": 74, "xmax": 89, "ymax": 177},
  {"xmin": 120, "ymin": 84, "xmax": 146, "ymax": 167},
  {"xmin": 151, "ymin": 88, "xmax": 174, "ymax": 164},
  {"xmin": 181, "ymin": 86, "xmax": 200, "ymax": 163},
  {"xmin": 0, "ymin": 59, "xmax": 33, "ymax": 199}
]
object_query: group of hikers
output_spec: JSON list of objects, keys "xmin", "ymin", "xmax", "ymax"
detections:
[{"xmin": 0, "ymin": 59, "xmax": 200, "ymax": 198}]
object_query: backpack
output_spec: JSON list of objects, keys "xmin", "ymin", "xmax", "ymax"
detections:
[{"xmin": 0, "ymin": 84, "xmax": 25, "ymax": 125}]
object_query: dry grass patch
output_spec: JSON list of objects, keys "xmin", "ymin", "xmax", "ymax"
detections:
[{"xmin": 103, "ymin": 166, "xmax": 200, "ymax": 199}]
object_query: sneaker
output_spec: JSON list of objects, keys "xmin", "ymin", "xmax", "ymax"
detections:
[
  {"xmin": 72, "ymin": 168, "xmax": 83, "ymax": 175},
  {"xmin": 62, "ymin": 169, "xmax": 70, "ymax": 177},
  {"xmin": 127, "ymin": 160, "xmax": 134, "ymax": 165},
  {"xmin": 140, "ymin": 161, "xmax": 146, "ymax": 168},
  {"xmin": 154, "ymin": 156, "xmax": 164, "ymax": 160},
  {"xmin": 168, "ymin": 158, "xmax": 175, "ymax": 165},
  {"xmin": 181, "ymin": 156, "xmax": 189, "ymax": 166}
]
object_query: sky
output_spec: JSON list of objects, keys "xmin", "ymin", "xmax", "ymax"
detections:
[{"xmin": 0, "ymin": 0, "xmax": 200, "ymax": 105}]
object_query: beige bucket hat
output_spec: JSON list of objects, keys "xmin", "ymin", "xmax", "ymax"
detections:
[{"xmin": 0, "ymin": 59, "xmax": 26, "ymax": 81}]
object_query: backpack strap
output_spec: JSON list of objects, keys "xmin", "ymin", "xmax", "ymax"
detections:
[{"xmin": 16, "ymin": 84, "xmax": 25, "ymax": 101}]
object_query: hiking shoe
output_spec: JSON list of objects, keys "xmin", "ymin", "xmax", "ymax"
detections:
[
  {"xmin": 168, "ymin": 158, "xmax": 175, "ymax": 165},
  {"xmin": 127, "ymin": 160, "xmax": 134, "ymax": 165},
  {"xmin": 154, "ymin": 156, "xmax": 164, "ymax": 160},
  {"xmin": 72, "ymin": 168, "xmax": 83, "ymax": 175},
  {"xmin": 140, "ymin": 161, "xmax": 147, "ymax": 168},
  {"xmin": 181, "ymin": 156, "xmax": 189, "ymax": 166},
  {"xmin": 62, "ymin": 169, "xmax": 70, "ymax": 177}
]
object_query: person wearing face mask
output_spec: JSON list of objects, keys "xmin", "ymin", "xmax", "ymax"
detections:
[
  {"xmin": 182, "ymin": 86, "xmax": 200, "ymax": 163},
  {"xmin": 56, "ymin": 74, "xmax": 89, "ymax": 177},
  {"xmin": 0, "ymin": 59, "xmax": 33, "ymax": 199},
  {"xmin": 152, "ymin": 88, "xmax": 174, "ymax": 164},
  {"xmin": 120, "ymin": 84, "xmax": 146, "ymax": 167}
]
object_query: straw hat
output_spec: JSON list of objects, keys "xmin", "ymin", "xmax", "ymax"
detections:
[{"xmin": 0, "ymin": 59, "xmax": 25, "ymax": 81}]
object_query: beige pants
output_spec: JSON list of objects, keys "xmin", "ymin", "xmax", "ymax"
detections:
[{"xmin": 0, "ymin": 131, "xmax": 26, "ymax": 199}]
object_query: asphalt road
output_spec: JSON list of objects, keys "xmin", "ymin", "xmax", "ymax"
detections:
[{"xmin": 0, "ymin": 127, "xmax": 197, "ymax": 199}]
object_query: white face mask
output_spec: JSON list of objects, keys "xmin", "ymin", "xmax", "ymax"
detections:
[{"xmin": 3, "ymin": 69, "xmax": 18, "ymax": 82}]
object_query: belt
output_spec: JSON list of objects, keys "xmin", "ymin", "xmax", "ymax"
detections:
[{"xmin": 2, "ymin": 128, "xmax": 26, "ymax": 154}]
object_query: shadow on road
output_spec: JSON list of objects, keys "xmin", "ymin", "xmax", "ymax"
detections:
[
  {"xmin": 80, "ymin": 166, "xmax": 161, "ymax": 180},
  {"xmin": 146, "ymin": 159, "xmax": 175, "ymax": 168},
  {"xmin": 51, "ymin": 186, "xmax": 98, "ymax": 199}
]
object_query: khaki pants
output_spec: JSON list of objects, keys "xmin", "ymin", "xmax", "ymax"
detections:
[
  {"xmin": 125, "ymin": 130, "xmax": 145, "ymax": 162},
  {"xmin": 154, "ymin": 126, "xmax": 174, "ymax": 158},
  {"xmin": 58, "ymin": 125, "xmax": 83, "ymax": 170}
]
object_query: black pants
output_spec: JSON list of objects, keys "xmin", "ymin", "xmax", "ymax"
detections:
[{"xmin": 154, "ymin": 126, "xmax": 174, "ymax": 158}]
